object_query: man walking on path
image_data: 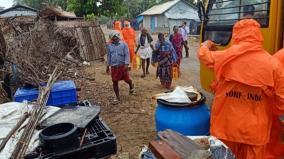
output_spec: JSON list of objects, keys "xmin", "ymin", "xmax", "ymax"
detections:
[
  {"xmin": 179, "ymin": 21, "xmax": 189, "ymax": 58},
  {"xmin": 106, "ymin": 31, "xmax": 135, "ymax": 103}
]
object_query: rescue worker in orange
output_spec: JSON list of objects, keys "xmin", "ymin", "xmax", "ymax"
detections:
[
  {"xmin": 265, "ymin": 48, "xmax": 284, "ymax": 159},
  {"xmin": 198, "ymin": 19, "xmax": 284, "ymax": 159},
  {"xmin": 114, "ymin": 21, "xmax": 124, "ymax": 40},
  {"xmin": 122, "ymin": 21, "xmax": 136, "ymax": 68}
]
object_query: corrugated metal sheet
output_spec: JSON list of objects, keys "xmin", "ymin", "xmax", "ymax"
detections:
[
  {"xmin": 157, "ymin": 15, "xmax": 167, "ymax": 27},
  {"xmin": 0, "ymin": 5, "xmax": 38, "ymax": 17},
  {"xmin": 141, "ymin": 0, "xmax": 200, "ymax": 33},
  {"xmin": 0, "ymin": 10, "xmax": 37, "ymax": 17},
  {"xmin": 143, "ymin": 16, "xmax": 151, "ymax": 30},
  {"xmin": 165, "ymin": 1, "xmax": 199, "ymax": 20},
  {"xmin": 140, "ymin": 0, "xmax": 179, "ymax": 15}
]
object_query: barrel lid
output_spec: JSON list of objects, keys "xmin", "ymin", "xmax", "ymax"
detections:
[{"xmin": 157, "ymin": 92, "xmax": 206, "ymax": 108}]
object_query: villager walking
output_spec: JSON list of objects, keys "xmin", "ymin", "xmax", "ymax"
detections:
[
  {"xmin": 170, "ymin": 26, "xmax": 184, "ymax": 68},
  {"xmin": 106, "ymin": 31, "xmax": 135, "ymax": 103},
  {"xmin": 135, "ymin": 28, "xmax": 154, "ymax": 78},
  {"xmin": 179, "ymin": 21, "xmax": 189, "ymax": 58},
  {"xmin": 152, "ymin": 33, "xmax": 177, "ymax": 89}
]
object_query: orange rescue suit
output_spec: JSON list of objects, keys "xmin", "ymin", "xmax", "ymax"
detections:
[
  {"xmin": 122, "ymin": 21, "xmax": 136, "ymax": 67},
  {"xmin": 114, "ymin": 21, "xmax": 124, "ymax": 40},
  {"xmin": 265, "ymin": 48, "xmax": 284, "ymax": 159},
  {"xmin": 198, "ymin": 19, "xmax": 284, "ymax": 159}
]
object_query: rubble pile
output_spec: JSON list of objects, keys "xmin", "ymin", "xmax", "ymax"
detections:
[
  {"xmin": 0, "ymin": 16, "xmax": 35, "ymax": 46},
  {"xmin": 4, "ymin": 18, "xmax": 81, "ymax": 86},
  {"xmin": 0, "ymin": 11, "xmax": 107, "ymax": 90}
]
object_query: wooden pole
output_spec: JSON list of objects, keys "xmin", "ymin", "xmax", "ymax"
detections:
[
  {"xmin": 0, "ymin": 112, "xmax": 29, "ymax": 152},
  {"xmin": 10, "ymin": 66, "xmax": 61, "ymax": 159}
]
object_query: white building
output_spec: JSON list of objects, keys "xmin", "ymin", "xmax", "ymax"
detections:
[
  {"xmin": 140, "ymin": 0, "xmax": 200, "ymax": 34},
  {"xmin": 0, "ymin": 5, "xmax": 38, "ymax": 17}
]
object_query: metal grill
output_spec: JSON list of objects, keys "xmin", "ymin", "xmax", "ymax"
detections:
[{"xmin": 206, "ymin": 0, "xmax": 270, "ymax": 27}]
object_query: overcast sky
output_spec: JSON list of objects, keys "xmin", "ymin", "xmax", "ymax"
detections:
[{"xmin": 0, "ymin": 0, "xmax": 13, "ymax": 9}]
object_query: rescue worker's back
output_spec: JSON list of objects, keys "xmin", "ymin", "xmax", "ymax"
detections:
[{"xmin": 198, "ymin": 19, "xmax": 284, "ymax": 159}]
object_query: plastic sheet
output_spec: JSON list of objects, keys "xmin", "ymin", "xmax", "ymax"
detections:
[
  {"xmin": 154, "ymin": 86, "xmax": 202, "ymax": 104},
  {"xmin": 0, "ymin": 102, "xmax": 60, "ymax": 159},
  {"xmin": 155, "ymin": 86, "xmax": 192, "ymax": 103},
  {"xmin": 209, "ymin": 136, "xmax": 236, "ymax": 159}
]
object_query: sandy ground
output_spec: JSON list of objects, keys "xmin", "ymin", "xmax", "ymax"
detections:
[
  {"xmin": 76, "ymin": 28, "xmax": 213, "ymax": 158},
  {"xmin": 0, "ymin": 26, "xmax": 214, "ymax": 158},
  {"xmin": 0, "ymin": 19, "xmax": 220, "ymax": 159}
]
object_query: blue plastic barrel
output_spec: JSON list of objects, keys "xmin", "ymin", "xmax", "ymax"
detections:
[{"xmin": 155, "ymin": 93, "xmax": 210, "ymax": 136}]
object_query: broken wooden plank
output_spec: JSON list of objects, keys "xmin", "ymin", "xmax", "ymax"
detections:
[
  {"xmin": 75, "ymin": 28, "xmax": 88, "ymax": 61},
  {"xmin": 89, "ymin": 27, "xmax": 99, "ymax": 60},
  {"xmin": 149, "ymin": 140, "xmax": 182, "ymax": 159},
  {"xmin": 82, "ymin": 28, "xmax": 94, "ymax": 61},
  {"xmin": 158, "ymin": 129, "xmax": 209, "ymax": 158}
]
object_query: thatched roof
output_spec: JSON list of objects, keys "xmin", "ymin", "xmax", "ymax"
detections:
[{"xmin": 40, "ymin": 6, "xmax": 80, "ymax": 20}]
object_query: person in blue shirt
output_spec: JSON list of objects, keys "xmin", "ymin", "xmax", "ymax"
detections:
[{"xmin": 106, "ymin": 31, "xmax": 134, "ymax": 103}]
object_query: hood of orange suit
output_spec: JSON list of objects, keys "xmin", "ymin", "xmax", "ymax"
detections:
[
  {"xmin": 213, "ymin": 19, "xmax": 275, "ymax": 88},
  {"xmin": 124, "ymin": 21, "xmax": 130, "ymax": 28},
  {"xmin": 114, "ymin": 21, "xmax": 122, "ymax": 30},
  {"xmin": 232, "ymin": 19, "xmax": 263, "ymax": 45}
]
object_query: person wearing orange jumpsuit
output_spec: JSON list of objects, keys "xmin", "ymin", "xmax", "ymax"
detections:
[
  {"xmin": 122, "ymin": 21, "xmax": 136, "ymax": 68},
  {"xmin": 198, "ymin": 19, "xmax": 284, "ymax": 159},
  {"xmin": 114, "ymin": 21, "xmax": 124, "ymax": 41},
  {"xmin": 265, "ymin": 48, "xmax": 284, "ymax": 159}
]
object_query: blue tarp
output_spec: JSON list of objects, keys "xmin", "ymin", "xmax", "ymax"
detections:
[{"xmin": 137, "ymin": 15, "xmax": 144, "ymax": 23}]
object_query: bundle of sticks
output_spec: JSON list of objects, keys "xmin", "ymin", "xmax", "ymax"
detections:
[{"xmin": 9, "ymin": 66, "xmax": 62, "ymax": 159}]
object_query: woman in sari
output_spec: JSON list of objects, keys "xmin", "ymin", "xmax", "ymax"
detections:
[
  {"xmin": 152, "ymin": 33, "xmax": 177, "ymax": 89},
  {"xmin": 170, "ymin": 26, "xmax": 184, "ymax": 67}
]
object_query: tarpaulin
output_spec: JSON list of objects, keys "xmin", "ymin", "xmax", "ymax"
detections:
[{"xmin": 0, "ymin": 102, "xmax": 60, "ymax": 158}]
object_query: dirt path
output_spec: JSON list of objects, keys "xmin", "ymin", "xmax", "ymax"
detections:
[{"xmin": 76, "ymin": 37, "xmax": 213, "ymax": 158}]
